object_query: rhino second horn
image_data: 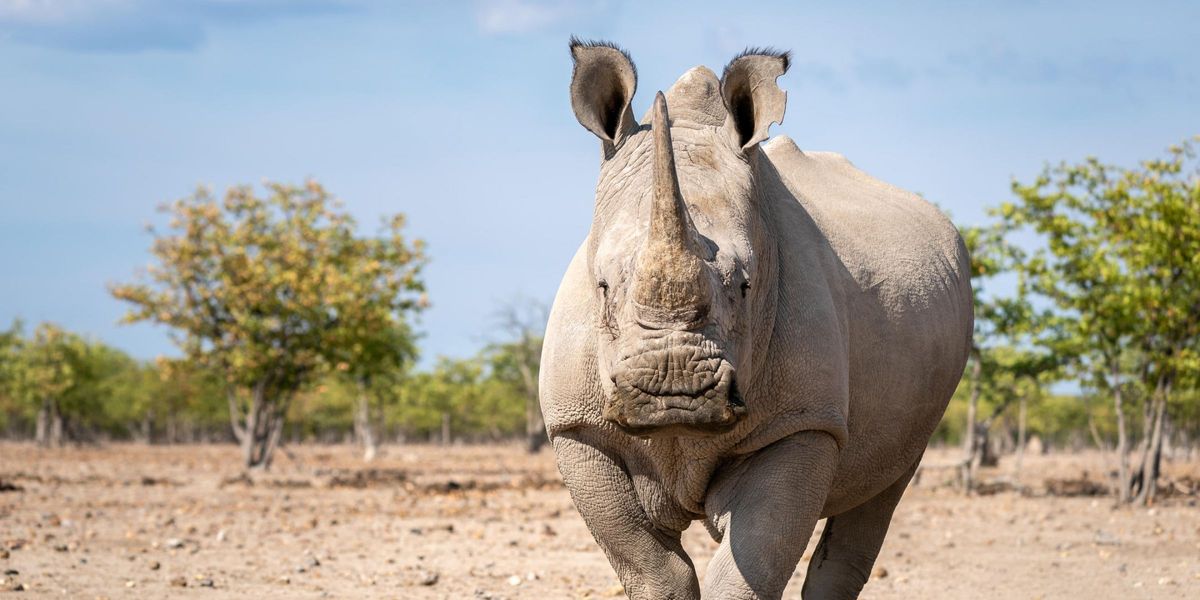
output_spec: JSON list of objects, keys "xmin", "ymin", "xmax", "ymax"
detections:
[{"xmin": 632, "ymin": 92, "xmax": 711, "ymax": 324}]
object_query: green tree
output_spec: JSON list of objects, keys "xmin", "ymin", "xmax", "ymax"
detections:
[
  {"xmin": 0, "ymin": 320, "xmax": 25, "ymax": 433},
  {"xmin": 1004, "ymin": 137, "xmax": 1200, "ymax": 504},
  {"xmin": 488, "ymin": 301, "xmax": 547, "ymax": 453},
  {"xmin": 334, "ymin": 322, "xmax": 419, "ymax": 461},
  {"xmin": 958, "ymin": 224, "xmax": 1059, "ymax": 490},
  {"xmin": 3, "ymin": 323, "xmax": 86, "ymax": 446},
  {"xmin": 149, "ymin": 357, "xmax": 228, "ymax": 443},
  {"xmin": 112, "ymin": 181, "xmax": 426, "ymax": 468}
]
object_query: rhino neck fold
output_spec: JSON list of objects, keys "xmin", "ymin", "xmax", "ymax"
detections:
[{"xmin": 632, "ymin": 92, "xmax": 711, "ymax": 324}]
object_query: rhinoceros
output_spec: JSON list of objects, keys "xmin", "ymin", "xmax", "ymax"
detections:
[{"xmin": 540, "ymin": 39, "xmax": 973, "ymax": 600}]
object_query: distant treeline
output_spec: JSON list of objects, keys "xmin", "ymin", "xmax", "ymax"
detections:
[
  {"xmin": 0, "ymin": 321, "xmax": 535, "ymax": 446},
  {"xmin": 1, "ymin": 139, "xmax": 1198, "ymax": 505}
]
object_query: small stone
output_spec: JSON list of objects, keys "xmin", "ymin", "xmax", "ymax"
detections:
[
  {"xmin": 165, "ymin": 538, "xmax": 184, "ymax": 549},
  {"xmin": 11, "ymin": 582, "xmax": 26, "ymax": 591},
  {"xmin": 198, "ymin": 578, "xmax": 215, "ymax": 588},
  {"xmin": 278, "ymin": 576, "xmax": 290, "ymax": 585},
  {"xmin": 4, "ymin": 569, "xmax": 18, "ymax": 577},
  {"xmin": 170, "ymin": 576, "xmax": 187, "ymax": 587},
  {"xmin": 53, "ymin": 544, "xmax": 68, "ymax": 552},
  {"xmin": 125, "ymin": 581, "xmax": 136, "ymax": 588},
  {"xmin": 149, "ymin": 561, "xmax": 160, "ymax": 571},
  {"xmin": 872, "ymin": 566, "xmax": 889, "ymax": 579},
  {"xmin": 0, "ymin": 549, "xmax": 8, "ymax": 559},
  {"xmin": 507, "ymin": 575, "xmax": 522, "ymax": 586},
  {"xmin": 417, "ymin": 571, "xmax": 439, "ymax": 586}
]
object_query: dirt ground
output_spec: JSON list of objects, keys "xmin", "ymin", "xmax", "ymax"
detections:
[{"xmin": 1, "ymin": 443, "xmax": 1197, "ymax": 599}]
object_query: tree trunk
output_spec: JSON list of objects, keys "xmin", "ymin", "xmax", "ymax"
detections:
[
  {"xmin": 516, "ymin": 336, "xmax": 547, "ymax": 454},
  {"xmin": 977, "ymin": 423, "xmax": 997, "ymax": 467},
  {"xmin": 37, "ymin": 398, "xmax": 65, "ymax": 447},
  {"xmin": 237, "ymin": 380, "xmax": 286, "ymax": 470},
  {"xmin": 166, "ymin": 413, "xmax": 178, "ymax": 445},
  {"xmin": 1015, "ymin": 394, "xmax": 1027, "ymax": 484},
  {"xmin": 1135, "ymin": 384, "xmax": 1169, "ymax": 506},
  {"xmin": 1130, "ymin": 376, "xmax": 1166, "ymax": 503},
  {"xmin": 1112, "ymin": 360, "xmax": 1129, "ymax": 503},
  {"xmin": 961, "ymin": 349, "xmax": 981, "ymax": 493},
  {"xmin": 440, "ymin": 412, "xmax": 451, "ymax": 446},
  {"xmin": 354, "ymin": 378, "xmax": 379, "ymax": 462},
  {"xmin": 50, "ymin": 402, "xmax": 64, "ymax": 446},
  {"xmin": 140, "ymin": 411, "xmax": 154, "ymax": 444},
  {"xmin": 35, "ymin": 398, "xmax": 50, "ymax": 447},
  {"xmin": 524, "ymin": 389, "xmax": 546, "ymax": 454}
]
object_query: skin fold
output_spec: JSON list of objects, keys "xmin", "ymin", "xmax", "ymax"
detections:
[{"xmin": 541, "ymin": 39, "xmax": 973, "ymax": 600}]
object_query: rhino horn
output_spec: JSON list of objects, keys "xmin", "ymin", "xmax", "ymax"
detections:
[{"xmin": 632, "ymin": 92, "xmax": 711, "ymax": 323}]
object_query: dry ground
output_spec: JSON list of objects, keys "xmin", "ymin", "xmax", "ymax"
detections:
[{"xmin": 1, "ymin": 443, "xmax": 1198, "ymax": 599}]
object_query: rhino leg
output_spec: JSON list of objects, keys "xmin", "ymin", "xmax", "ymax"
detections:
[
  {"xmin": 553, "ymin": 432, "xmax": 700, "ymax": 600},
  {"xmin": 800, "ymin": 459, "xmax": 920, "ymax": 599},
  {"xmin": 703, "ymin": 430, "xmax": 839, "ymax": 600}
]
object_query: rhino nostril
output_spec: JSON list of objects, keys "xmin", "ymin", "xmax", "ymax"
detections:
[{"xmin": 728, "ymin": 379, "xmax": 745, "ymax": 407}]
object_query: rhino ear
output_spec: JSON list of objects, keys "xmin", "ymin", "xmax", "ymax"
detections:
[
  {"xmin": 569, "ymin": 37, "xmax": 638, "ymax": 148},
  {"xmin": 720, "ymin": 48, "xmax": 790, "ymax": 150}
]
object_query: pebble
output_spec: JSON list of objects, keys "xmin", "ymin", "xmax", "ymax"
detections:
[
  {"xmin": 872, "ymin": 566, "xmax": 889, "ymax": 579},
  {"xmin": 165, "ymin": 538, "xmax": 184, "ymax": 549},
  {"xmin": 170, "ymin": 576, "xmax": 187, "ymax": 587},
  {"xmin": 507, "ymin": 575, "xmax": 522, "ymax": 586},
  {"xmin": 297, "ymin": 556, "xmax": 321, "ymax": 573},
  {"xmin": 417, "ymin": 570, "xmax": 439, "ymax": 586}
]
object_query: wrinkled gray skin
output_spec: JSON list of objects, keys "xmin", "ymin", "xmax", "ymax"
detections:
[{"xmin": 541, "ymin": 40, "xmax": 973, "ymax": 600}]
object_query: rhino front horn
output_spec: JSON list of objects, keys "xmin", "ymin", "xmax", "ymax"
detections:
[{"xmin": 631, "ymin": 92, "xmax": 711, "ymax": 325}]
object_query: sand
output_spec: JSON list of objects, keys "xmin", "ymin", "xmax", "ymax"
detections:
[{"xmin": 1, "ymin": 443, "xmax": 1197, "ymax": 599}]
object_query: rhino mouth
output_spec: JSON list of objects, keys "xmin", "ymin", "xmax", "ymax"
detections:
[{"xmin": 604, "ymin": 347, "xmax": 745, "ymax": 437}]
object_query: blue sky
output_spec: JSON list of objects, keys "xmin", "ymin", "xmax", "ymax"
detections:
[{"xmin": 1, "ymin": 0, "xmax": 1198, "ymax": 364}]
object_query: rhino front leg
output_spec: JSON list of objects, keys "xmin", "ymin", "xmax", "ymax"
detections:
[
  {"xmin": 703, "ymin": 430, "xmax": 839, "ymax": 600},
  {"xmin": 553, "ymin": 431, "xmax": 700, "ymax": 600},
  {"xmin": 801, "ymin": 459, "xmax": 919, "ymax": 599}
]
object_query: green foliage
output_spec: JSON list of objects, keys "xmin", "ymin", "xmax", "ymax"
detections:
[
  {"xmin": 110, "ymin": 181, "xmax": 426, "ymax": 465},
  {"xmin": 0, "ymin": 321, "xmax": 229, "ymax": 440},
  {"xmin": 111, "ymin": 181, "xmax": 426, "ymax": 395},
  {"xmin": 1003, "ymin": 137, "xmax": 1200, "ymax": 393}
]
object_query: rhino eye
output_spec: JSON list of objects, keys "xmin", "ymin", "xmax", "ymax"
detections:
[{"xmin": 740, "ymin": 280, "xmax": 751, "ymax": 298}]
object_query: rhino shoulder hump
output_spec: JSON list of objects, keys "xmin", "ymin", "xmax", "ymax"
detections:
[{"xmin": 766, "ymin": 141, "xmax": 969, "ymax": 311}]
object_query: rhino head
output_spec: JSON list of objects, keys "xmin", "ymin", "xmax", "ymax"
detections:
[{"xmin": 568, "ymin": 39, "xmax": 790, "ymax": 437}]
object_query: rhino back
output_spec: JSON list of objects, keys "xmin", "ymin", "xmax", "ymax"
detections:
[{"xmin": 762, "ymin": 135, "xmax": 972, "ymax": 513}]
